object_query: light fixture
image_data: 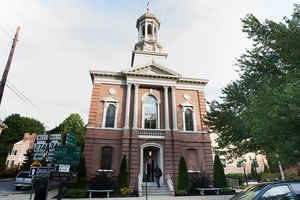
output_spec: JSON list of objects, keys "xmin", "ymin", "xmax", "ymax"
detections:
[{"xmin": 149, "ymin": 151, "xmax": 152, "ymax": 157}]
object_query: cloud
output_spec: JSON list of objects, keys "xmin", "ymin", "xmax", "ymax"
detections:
[{"xmin": 0, "ymin": 0, "xmax": 295, "ymax": 129}]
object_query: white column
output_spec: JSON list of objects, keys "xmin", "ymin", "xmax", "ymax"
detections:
[
  {"xmin": 192, "ymin": 109, "xmax": 197, "ymax": 131},
  {"xmin": 124, "ymin": 84, "xmax": 132, "ymax": 129},
  {"xmin": 133, "ymin": 84, "xmax": 139, "ymax": 129},
  {"xmin": 171, "ymin": 87, "xmax": 178, "ymax": 130},
  {"xmin": 163, "ymin": 86, "xmax": 170, "ymax": 130},
  {"xmin": 145, "ymin": 22, "xmax": 148, "ymax": 40},
  {"xmin": 102, "ymin": 102, "xmax": 108, "ymax": 128}
]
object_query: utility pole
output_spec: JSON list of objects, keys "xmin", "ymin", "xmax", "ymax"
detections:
[{"xmin": 0, "ymin": 27, "xmax": 21, "ymax": 105}]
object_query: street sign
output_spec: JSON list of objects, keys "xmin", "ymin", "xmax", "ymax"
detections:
[
  {"xmin": 33, "ymin": 152, "xmax": 44, "ymax": 161},
  {"xmin": 59, "ymin": 164, "xmax": 70, "ymax": 173},
  {"xmin": 36, "ymin": 134, "xmax": 48, "ymax": 141},
  {"xmin": 53, "ymin": 146, "xmax": 80, "ymax": 165},
  {"xmin": 50, "ymin": 134, "xmax": 61, "ymax": 141},
  {"xmin": 49, "ymin": 172, "xmax": 77, "ymax": 183},
  {"xmin": 31, "ymin": 167, "xmax": 55, "ymax": 178},
  {"xmin": 65, "ymin": 133, "xmax": 77, "ymax": 146},
  {"xmin": 34, "ymin": 143, "xmax": 48, "ymax": 152}
]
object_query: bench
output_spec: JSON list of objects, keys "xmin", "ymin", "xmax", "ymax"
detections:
[
  {"xmin": 196, "ymin": 188, "xmax": 221, "ymax": 195},
  {"xmin": 87, "ymin": 189, "xmax": 114, "ymax": 199}
]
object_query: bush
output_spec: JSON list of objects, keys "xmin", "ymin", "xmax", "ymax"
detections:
[
  {"xmin": 298, "ymin": 168, "xmax": 300, "ymax": 177},
  {"xmin": 177, "ymin": 156, "xmax": 189, "ymax": 192},
  {"xmin": 88, "ymin": 171, "xmax": 116, "ymax": 190},
  {"xmin": 117, "ymin": 156, "xmax": 129, "ymax": 190},
  {"xmin": 259, "ymin": 172, "xmax": 281, "ymax": 182},
  {"xmin": 176, "ymin": 189, "xmax": 187, "ymax": 196},
  {"xmin": 0, "ymin": 167, "xmax": 17, "ymax": 178},
  {"xmin": 189, "ymin": 172, "xmax": 211, "ymax": 194},
  {"xmin": 64, "ymin": 188, "xmax": 87, "ymax": 198},
  {"xmin": 263, "ymin": 164, "xmax": 270, "ymax": 173},
  {"xmin": 222, "ymin": 187, "xmax": 236, "ymax": 195},
  {"xmin": 250, "ymin": 163, "xmax": 257, "ymax": 180},
  {"xmin": 213, "ymin": 155, "xmax": 227, "ymax": 187},
  {"xmin": 226, "ymin": 173, "xmax": 245, "ymax": 186}
]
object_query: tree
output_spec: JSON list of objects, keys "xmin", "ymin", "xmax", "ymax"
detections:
[
  {"xmin": 213, "ymin": 155, "xmax": 227, "ymax": 188},
  {"xmin": 21, "ymin": 149, "xmax": 34, "ymax": 171},
  {"xmin": 206, "ymin": 5, "xmax": 300, "ymax": 165},
  {"xmin": 177, "ymin": 156, "xmax": 189, "ymax": 192},
  {"xmin": 0, "ymin": 114, "xmax": 45, "ymax": 170},
  {"xmin": 117, "ymin": 155, "xmax": 129, "ymax": 190}
]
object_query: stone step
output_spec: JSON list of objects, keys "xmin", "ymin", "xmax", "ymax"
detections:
[{"xmin": 141, "ymin": 185, "xmax": 169, "ymax": 196}]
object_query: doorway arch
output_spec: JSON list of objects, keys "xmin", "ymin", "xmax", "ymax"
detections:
[{"xmin": 140, "ymin": 143, "xmax": 163, "ymax": 184}]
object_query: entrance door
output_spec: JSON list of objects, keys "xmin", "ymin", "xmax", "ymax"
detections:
[{"xmin": 143, "ymin": 146, "xmax": 159, "ymax": 182}]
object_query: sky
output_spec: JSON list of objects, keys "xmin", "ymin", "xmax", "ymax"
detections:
[{"xmin": 0, "ymin": 0, "xmax": 297, "ymax": 130}]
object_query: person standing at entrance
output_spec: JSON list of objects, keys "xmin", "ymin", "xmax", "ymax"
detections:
[{"xmin": 154, "ymin": 165, "xmax": 162, "ymax": 188}]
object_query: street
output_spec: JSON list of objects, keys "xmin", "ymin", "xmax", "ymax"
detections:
[{"xmin": 0, "ymin": 180, "xmax": 28, "ymax": 195}]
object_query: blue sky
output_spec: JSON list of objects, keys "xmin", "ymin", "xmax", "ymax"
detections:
[{"xmin": 0, "ymin": 0, "xmax": 297, "ymax": 129}]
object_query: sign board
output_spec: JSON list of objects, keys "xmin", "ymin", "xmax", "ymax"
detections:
[
  {"xmin": 31, "ymin": 161, "xmax": 42, "ymax": 167},
  {"xmin": 34, "ymin": 143, "xmax": 48, "ymax": 152},
  {"xmin": 31, "ymin": 167, "xmax": 55, "ymax": 178},
  {"xmin": 33, "ymin": 152, "xmax": 44, "ymax": 161},
  {"xmin": 50, "ymin": 134, "xmax": 61, "ymax": 141},
  {"xmin": 36, "ymin": 134, "xmax": 48, "ymax": 141},
  {"xmin": 47, "ymin": 140, "xmax": 60, "ymax": 161},
  {"xmin": 53, "ymin": 146, "xmax": 80, "ymax": 165},
  {"xmin": 65, "ymin": 133, "xmax": 77, "ymax": 146},
  {"xmin": 49, "ymin": 172, "xmax": 77, "ymax": 183},
  {"xmin": 59, "ymin": 164, "xmax": 70, "ymax": 173}
]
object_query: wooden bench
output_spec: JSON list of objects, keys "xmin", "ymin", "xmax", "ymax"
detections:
[
  {"xmin": 196, "ymin": 188, "xmax": 221, "ymax": 195},
  {"xmin": 87, "ymin": 189, "xmax": 114, "ymax": 199}
]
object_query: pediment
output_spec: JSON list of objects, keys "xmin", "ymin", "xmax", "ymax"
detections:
[{"xmin": 122, "ymin": 62, "xmax": 181, "ymax": 77}]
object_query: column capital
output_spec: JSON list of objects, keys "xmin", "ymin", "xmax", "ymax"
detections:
[
  {"xmin": 134, "ymin": 83, "xmax": 140, "ymax": 88},
  {"xmin": 127, "ymin": 83, "xmax": 132, "ymax": 87},
  {"xmin": 163, "ymin": 85, "xmax": 169, "ymax": 90}
]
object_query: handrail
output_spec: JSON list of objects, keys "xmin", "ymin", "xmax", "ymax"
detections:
[
  {"xmin": 166, "ymin": 174, "xmax": 175, "ymax": 196},
  {"xmin": 138, "ymin": 173, "xmax": 143, "ymax": 197}
]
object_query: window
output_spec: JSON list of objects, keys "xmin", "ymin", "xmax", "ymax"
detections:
[
  {"xmin": 181, "ymin": 103, "xmax": 196, "ymax": 131},
  {"xmin": 11, "ymin": 150, "xmax": 17, "ymax": 155},
  {"xmin": 101, "ymin": 96, "xmax": 119, "ymax": 128},
  {"xmin": 147, "ymin": 24, "xmax": 152, "ymax": 35},
  {"xmin": 185, "ymin": 109, "xmax": 194, "ymax": 131},
  {"xmin": 7, "ymin": 160, "xmax": 14, "ymax": 168},
  {"xmin": 260, "ymin": 185, "xmax": 291, "ymax": 199},
  {"xmin": 105, "ymin": 104, "xmax": 116, "ymax": 128},
  {"xmin": 101, "ymin": 147, "xmax": 112, "ymax": 170},
  {"xmin": 236, "ymin": 161, "xmax": 243, "ymax": 168},
  {"xmin": 143, "ymin": 95, "xmax": 158, "ymax": 129}
]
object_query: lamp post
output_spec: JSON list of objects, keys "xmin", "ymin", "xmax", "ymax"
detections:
[{"xmin": 241, "ymin": 160, "xmax": 248, "ymax": 186}]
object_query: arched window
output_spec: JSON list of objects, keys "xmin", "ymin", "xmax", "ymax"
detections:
[
  {"xmin": 185, "ymin": 109, "xmax": 194, "ymax": 131},
  {"xmin": 147, "ymin": 24, "xmax": 152, "ymax": 35},
  {"xmin": 143, "ymin": 95, "xmax": 157, "ymax": 129},
  {"xmin": 142, "ymin": 25, "xmax": 145, "ymax": 36},
  {"xmin": 101, "ymin": 147, "xmax": 112, "ymax": 169},
  {"xmin": 105, "ymin": 104, "xmax": 116, "ymax": 128}
]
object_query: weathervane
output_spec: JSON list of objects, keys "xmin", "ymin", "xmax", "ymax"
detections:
[{"xmin": 146, "ymin": 0, "xmax": 150, "ymax": 13}]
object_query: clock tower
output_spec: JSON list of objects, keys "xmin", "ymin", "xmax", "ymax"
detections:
[{"xmin": 131, "ymin": 8, "xmax": 168, "ymax": 67}]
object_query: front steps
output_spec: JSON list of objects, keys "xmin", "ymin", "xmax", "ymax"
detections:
[{"xmin": 142, "ymin": 183, "xmax": 169, "ymax": 196}]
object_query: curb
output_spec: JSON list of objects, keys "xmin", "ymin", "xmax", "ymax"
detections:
[{"xmin": 0, "ymin": 178, "xmax": 14, "ymax": 182}]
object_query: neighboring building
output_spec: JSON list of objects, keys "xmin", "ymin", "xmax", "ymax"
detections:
[
  {"xmin": 6, "ymin": 133, "xmax": 36, "ymax": 168},
  {"xmin": 210, "ymin": 133, "xmax": 268, "ymax": 174},
  {"xmin": 84, "ymin": 9, "xmax": 214, "ymax": 189}
]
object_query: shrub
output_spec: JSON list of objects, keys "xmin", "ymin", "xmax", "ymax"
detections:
[
  {"xmin": 298, "ymin": 168, "xmax": 300, "ymax": 177},
  {"xmin": 259, "ymin": 172, "xmax": 281, "ymax": 182},
  {"xmin": 263, "ymin": 164, "xmax": 270, "ymax": 173},
  {"xmin": 176, "ymin": 189, "xmax": 187, "ymax": 196},
  {"xmin": 63, "ymin": 188, "xmax": 87, "ymax": 198},
  {"xmin": 189, "ymin": 172, "xmax": 211, "ymax": 194},
  {"xmin": 250, "ymin": 162, "xmax": 257, "ymax": 180},
  {"xmin": 213, "ymin": 155, "xmax": 227, "ymax": 187},
  {"xmin": 120, "ymin": 187, "xmax": 133, "ymax": 196},
  {"xmin": 177, "ymin": 156, "xmax": 189, "ymax": 192},
  {"xmin": 226, "ymin": 173, "xmax": 245, "ymax": 186},
  {"xmin": 117, "ymin": 155, "xmax": 129, "ymax": 190},
  {"xmin": 88, "ymin": 171, "xmax": 116, "ymax": 190}
]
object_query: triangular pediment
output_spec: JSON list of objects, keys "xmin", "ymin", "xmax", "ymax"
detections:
[{"xmin": 122, "ymin": 62, "xmax": 181, "ymax": 77}]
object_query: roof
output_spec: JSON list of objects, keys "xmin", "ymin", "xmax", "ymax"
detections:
[{"xmin": 136, "ymin": 11, "xmax": 160, "ymax": 28}]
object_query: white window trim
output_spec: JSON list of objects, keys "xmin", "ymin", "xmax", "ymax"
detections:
[
  {"xmin": 180, "ymin": 102, "xmax": 197, "ymax": 132},
  {"xmin": 141, "ymin": 91, "xmax": 160, "ymax": 129},
  {"xmin": 101, "ymin": 96, "xmax": 119, "ymax": 128}
]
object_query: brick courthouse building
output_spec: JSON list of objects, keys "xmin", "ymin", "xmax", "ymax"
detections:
[{"xmin": 84, "ymin": 9, "xmax": 213, "ymax": 189}]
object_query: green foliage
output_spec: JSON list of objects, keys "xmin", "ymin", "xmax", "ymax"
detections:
[
  {"xmin": 0, "ymin": 114, "xmax": 45, "ymax": 170},
  {"xmin": 206, "ymin": 5, "xmax": 300, "ymax": 165},
  {"xmin": 63, "ymin": 188, "xmax": 87, "ymax": 198},
  {"xmin": 21, "ymin": 149, "xmax": 34, "ymax": 171},
  {"xmin": 213, "ymin": 155, "xmax": 227, "ymax": 187},
  {"xmin": 177, "ymin": 156, "xmax": 189, "ymax": 192},
  {"xmin": 226, "ymin": 173, "xmax": 245, "ymax": 185},
  {"xmin": 264, "ymin": 164, "xmax": 270, "ymax": 173},
  {"xmin": 117, "ymin": 156, "xmax": 129, "ymax": 190},
  {"xmin": 298, "ymin": 168, "xmax": 300, "ymax": 177},
  {"xmin": 176, "ymin": 189, "xmax": 187, "ymax": 196},
  {"xmin": 250, "ymin": 163, "xmax": 257, "ymax": 180}
]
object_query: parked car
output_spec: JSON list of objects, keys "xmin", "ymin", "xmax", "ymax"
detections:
[
  {"xmin": 231, "ymin": 181, "xmax": 300, "ymax": 200},
  {"xmin": 14, "ymin": 171, "xmax": 32, "ymax": 190}
]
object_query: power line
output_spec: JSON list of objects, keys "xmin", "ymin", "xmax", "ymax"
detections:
[{"xmin": 5, "ymin": 81, "xmax": 40, "ymax": 110}]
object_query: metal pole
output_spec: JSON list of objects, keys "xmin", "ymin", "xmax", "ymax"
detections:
[{"xmin": 243, "ymin": 167, "xmax": 248, "ymax": 186}]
